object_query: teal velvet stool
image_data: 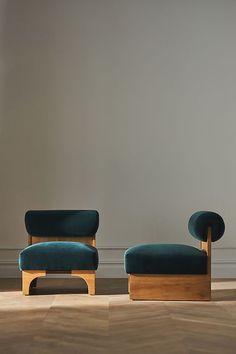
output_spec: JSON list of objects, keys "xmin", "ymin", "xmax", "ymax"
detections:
[
  {"xmin": 19, "ymin": 210, "xmax": 99, "ymax": 295},
  {"xmin": 125, "ymin": 211, "xmax": 225, "ymax": 301}
]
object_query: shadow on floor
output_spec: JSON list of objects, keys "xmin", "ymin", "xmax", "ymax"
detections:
[
  {"xmin": 211, "ymin": 289, "xmax": 236, "ymax": 301},
  {"xmin": 30, "ymin": 278, "xmax": 128, "ymax": 295}
]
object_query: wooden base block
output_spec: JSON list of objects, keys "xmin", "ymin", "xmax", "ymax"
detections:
[{"xmin": 129, "ymin": 274, "xmax": 211, "ymax": 301}]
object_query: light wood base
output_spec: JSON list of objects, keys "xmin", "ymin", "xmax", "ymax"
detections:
[
  {"xmin": 129, "ymin": 274, "xmax": 211, "ymax": 301},
  {"xmin": 22, "ymin": 270, "xmax": 96, "ymax": 296}
]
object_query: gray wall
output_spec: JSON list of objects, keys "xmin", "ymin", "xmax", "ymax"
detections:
[{"xmin": 0, "ymin": 0, "xmax": 235, "ymax": 277}]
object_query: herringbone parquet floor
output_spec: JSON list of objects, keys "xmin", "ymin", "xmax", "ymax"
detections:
[{"xmin": 0, "ymin": 278, "xmax": 235, "ymax": 354}]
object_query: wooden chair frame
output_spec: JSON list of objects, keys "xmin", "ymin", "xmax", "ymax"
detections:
[
  {"xmin": 22, "ymin": 235, "xmax": 96, "ymax": 296},
  {"xmin": 128, "ymin": 227, "xmax": 212, "ymax": 301}
]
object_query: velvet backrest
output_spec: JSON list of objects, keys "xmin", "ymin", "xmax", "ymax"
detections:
[
  {"xmin": 188, "ymin": 211, "xmax": 225, "ymax": 242},
  {"xmin": 25, "ymin": 210, "xmax": 99, "ymax": 237}
]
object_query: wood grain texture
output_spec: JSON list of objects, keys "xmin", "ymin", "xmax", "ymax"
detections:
[
  {"xmin": 129, "ymin": 274, "xmax": 211, "ymax": 300},
  {"xmin": 0, "ymin": 278, "xmax": 236, "ymax": 354}
]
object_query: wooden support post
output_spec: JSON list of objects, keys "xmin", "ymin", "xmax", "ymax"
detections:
[{"xmin": 200, "ymin": 226, "xmax": 212, "ymax": 277}]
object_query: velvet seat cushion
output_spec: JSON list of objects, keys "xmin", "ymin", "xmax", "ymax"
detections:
[
  {"xmin": 125, "ymin": 244, "xmax": 207, "ymax": 275},
  {"xmin": 19, "ymin": 242, "xmax": 98, "ymax": 271}
]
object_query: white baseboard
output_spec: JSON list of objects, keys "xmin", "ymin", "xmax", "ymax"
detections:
[{"xmin": 0, "ymin": 247, "xmax": 235, "ymax": 278}]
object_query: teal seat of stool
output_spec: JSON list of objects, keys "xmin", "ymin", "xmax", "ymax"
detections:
[
  {"xmin": 19, "ymin": 241, "xmax": 98, "ymax": 271},
  {"xmin": 125, "ymin": 244, "xmax": 207, "ymax": 275}
]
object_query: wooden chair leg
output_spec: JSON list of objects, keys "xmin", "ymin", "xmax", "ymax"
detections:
[
  {"xmin": 71, "ymin": 270, "xmax": 96, "ymax": 295},
  {"xmin": 22, "ymin": 270, "xmax": 46, "ymax": 295}
]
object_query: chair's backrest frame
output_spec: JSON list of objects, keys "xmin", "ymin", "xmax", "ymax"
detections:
[{"xmin": 28, "ymin": 235, "xmax": 96, "ymax": 247}]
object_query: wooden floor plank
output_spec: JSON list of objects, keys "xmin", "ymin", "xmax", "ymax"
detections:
[{"xmin": 0, "ymin": 278, "xmax": 235, "ymax": 354}]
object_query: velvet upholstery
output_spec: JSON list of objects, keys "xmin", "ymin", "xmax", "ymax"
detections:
[
  {"xmin": 125, "ymin": 244, "xmax": 207, "ymax": 274},
  {"xmin": 25, "ymin": 210, "xmax": 99, "ymax": 237},
  {"xmin": 188, "ymin": 211, "xmax": 225, "ymax": 242},
  {"xmin": 19, "ymin": 242, "xmax": 98, "ymax": 271}
]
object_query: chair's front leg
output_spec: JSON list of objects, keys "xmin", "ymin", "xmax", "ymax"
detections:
[{"xmin": 22, "ymin": 270, "xmax": 46, "ymax": 295}]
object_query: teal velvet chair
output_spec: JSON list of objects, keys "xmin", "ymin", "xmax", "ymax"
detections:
[
  {"xmin": 19, "ymin": 210, "xmax": 99, "ymax": 295},
  {"xmin": 124, "ymin": 211, "xmax": 225, "ymax": 300}
]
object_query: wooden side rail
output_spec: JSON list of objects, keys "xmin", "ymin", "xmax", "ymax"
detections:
[{"xmin": 28, "ymin": 235, "xmax": 96, "ymax": 247}]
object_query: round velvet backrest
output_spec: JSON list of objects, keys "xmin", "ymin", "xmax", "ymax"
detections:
[{"xmin": 188, "ymin": 211, "xmax": 225, "ymax": 242}]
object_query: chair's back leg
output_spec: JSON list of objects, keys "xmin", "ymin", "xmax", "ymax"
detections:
[{"xmin": 71, "ymin": 270, "xmax": 96, "ymax": 295}]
